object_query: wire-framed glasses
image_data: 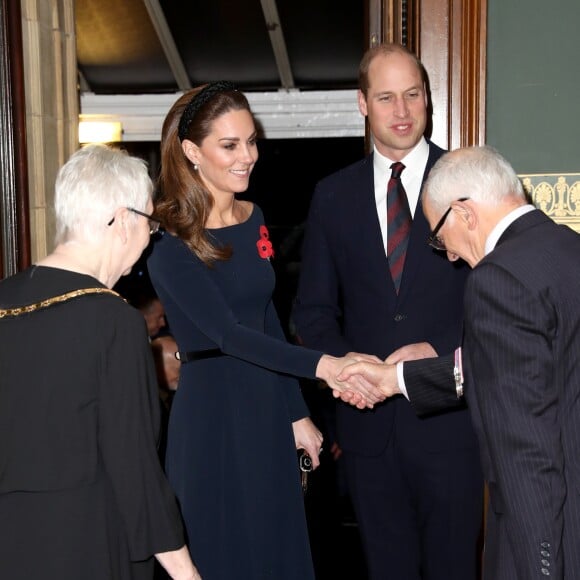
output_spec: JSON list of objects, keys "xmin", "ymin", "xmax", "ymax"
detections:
[{"xmin": 107, "ymin": 207, "xmax": 161, "ymax": 235}]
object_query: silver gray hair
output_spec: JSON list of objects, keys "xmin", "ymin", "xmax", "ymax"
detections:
[
  {"xmin": 423, "ymin": 145, "xmax": 526, "ymax": 213},
  {"xmin": 54, "ymin": 144, "xmax": 153, "ymax": 244}
]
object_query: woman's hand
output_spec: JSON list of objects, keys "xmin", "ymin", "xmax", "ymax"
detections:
[
  {"xmin": 292, "ymin": 417, "xmax": 323, "ymax": 469},
  {"xmin": 315, "ymin": 354, "xmax": 387, "ymax": 409},
  {"xmin": 155, "ymin": 545, "xmax": 202, "ymax": 579}
]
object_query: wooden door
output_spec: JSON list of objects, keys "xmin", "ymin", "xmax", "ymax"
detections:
[
  {"xmin": 366, "ymin": 0, "xmax": 487, "ymax": 149},
  {"xmin": 0, "ymin": 0, "xmax": 30, "ymax": 278}
]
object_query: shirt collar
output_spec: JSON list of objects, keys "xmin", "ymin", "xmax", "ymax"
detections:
[
  {"xmin": 373, "ymin": 137, "xmax": 429, "ymax": 175},
  {"xmin": 484, "ymin": 204, "xmax": 536, "ymax": 255}
]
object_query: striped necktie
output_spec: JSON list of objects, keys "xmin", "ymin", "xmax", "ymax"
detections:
[{"xmin": 387, "ymin": 162, "xmax": 412, "ymax": 293}]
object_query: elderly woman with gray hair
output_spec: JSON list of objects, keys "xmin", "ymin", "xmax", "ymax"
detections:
[{"xmin": 0, "ymin": 145, "xmax": 200, "ymax": 580}]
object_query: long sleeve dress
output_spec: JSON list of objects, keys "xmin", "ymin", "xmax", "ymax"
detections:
[
  {"xmin": 0, "ymin": 266, "xmax": 185, "ymax": 580},
  {"xmin": 147, "ymin": 205, "xmax": 324, "ymax": 580}
]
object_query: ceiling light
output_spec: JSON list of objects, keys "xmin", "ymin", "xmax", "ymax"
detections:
[{"xmin": 79, "ymin": 120, "xmax": 123, "ymax": 144}]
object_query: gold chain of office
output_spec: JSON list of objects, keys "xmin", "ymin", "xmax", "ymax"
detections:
[{"xmin": 0, "ymin": 287, "xmax": 124, "ymax": 319}]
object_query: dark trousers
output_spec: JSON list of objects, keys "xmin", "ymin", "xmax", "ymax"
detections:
[{"xmin": 343, "ymin": 433, "xmax": 483, "ymax": 580}]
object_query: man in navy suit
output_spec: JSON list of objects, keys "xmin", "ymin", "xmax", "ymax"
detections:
[
  {"xmin": 293, "ymin": 43, "xmax": 483, "ymax": 579},
  {"xmin": 339, "ymin": 145, "xmax": 580, "ymax": 578}
]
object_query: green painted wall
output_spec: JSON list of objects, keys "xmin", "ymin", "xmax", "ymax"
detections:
[{"xmin": 486, "ymin": 0, "xmax": 580, "ymax": 173}]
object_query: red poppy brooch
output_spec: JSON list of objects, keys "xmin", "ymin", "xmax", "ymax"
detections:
[{"xmin": 256, "ymin": 225, "xmax": 275, "ymax": 260}]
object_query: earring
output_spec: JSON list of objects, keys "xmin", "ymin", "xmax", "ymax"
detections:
[{"xmin": 193, "ymin": 164, "xmax": 199, "ymax": 171}]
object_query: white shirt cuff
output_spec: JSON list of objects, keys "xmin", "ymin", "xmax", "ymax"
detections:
[{"xmin": 396, "ymin": 361, "xmax": 409, "ymax": 400}]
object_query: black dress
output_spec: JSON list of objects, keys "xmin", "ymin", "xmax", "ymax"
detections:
[
  {"xmin": 0, "ymin": 267, "xmax": 185, "ymax": 580},
  {"xmin": 147, "ymin": 206, "xmax": 323, "ymax": 580}
]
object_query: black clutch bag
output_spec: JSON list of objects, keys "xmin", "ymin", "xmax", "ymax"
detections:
[{"xmin": 298, "ymin": 450, "xmax": 313, "ymax": 494}]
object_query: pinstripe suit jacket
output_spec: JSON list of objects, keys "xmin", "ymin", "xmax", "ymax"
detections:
[
  {"xmin": 407, "ymin": 209, "xmax": 580, "ymax": 578},
  {"xmin": 464, "ymin": 209, "xmax": 580, "ymax": 579}
]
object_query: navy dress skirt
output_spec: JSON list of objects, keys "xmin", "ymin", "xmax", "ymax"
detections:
[{"xmin": 148, "ymin": 206, "xmax": 323, "ymax": 580}]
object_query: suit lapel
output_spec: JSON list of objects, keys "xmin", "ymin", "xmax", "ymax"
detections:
[{"xmin": 355, "ymin": 154, "xmax": 393, "ymax": 275}]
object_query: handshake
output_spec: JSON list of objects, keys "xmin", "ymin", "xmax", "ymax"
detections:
[{"xmin": 315, "ymin": 342, "xmax": 437, "ymax": 409}]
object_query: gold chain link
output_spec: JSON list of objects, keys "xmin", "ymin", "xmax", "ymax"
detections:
[{"xmin": 0, "ymin": 287, "xmax": 124, "ymax": 319}]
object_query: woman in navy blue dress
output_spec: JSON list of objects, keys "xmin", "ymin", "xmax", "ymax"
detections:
[{"xmin": 147, "ymin": 83, "xmax": 380, "ymax": 579}]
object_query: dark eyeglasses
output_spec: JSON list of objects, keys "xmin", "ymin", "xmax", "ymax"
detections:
[
  {"xmin": 107, "ymin": 207, "xmax": 161, "ymax": 235},
  {"xmin": 427, "ymin": 197, "xmax": 469, "ymax": 251}
]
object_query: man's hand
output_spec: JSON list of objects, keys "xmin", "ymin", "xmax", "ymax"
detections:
[
  {"xmin": 345, "ymin": 351, "xmax": 383, "ymax": 364},
  {"xmin": 316, "ymin": 353, "xmax": 387, "ymax": 409},
  {"xmin": 385, "ymin": 342, "xmax": 437, "ymax": 364},
  {"xmin": 337, "ymin": 360, "xmax": 401, "ymax": 399}
]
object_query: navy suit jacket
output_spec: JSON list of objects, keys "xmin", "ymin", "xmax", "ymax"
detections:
[
  {"xmin": 405, "ymin": 210, "xmax": 580, "ymax": 578},
  {"xmin": 293, "ymin": 142, "xmax": 477, "ymax": 455}
]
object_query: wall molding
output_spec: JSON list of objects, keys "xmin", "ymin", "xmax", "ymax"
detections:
[{"xmin": 418, "ymin": 0, "xmax": 487, "ymax": 149}]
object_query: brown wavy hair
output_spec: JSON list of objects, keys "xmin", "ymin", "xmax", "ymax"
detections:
[{"xmin": 155, "ymin": 85, "xmax": 254, "ymax": 265}]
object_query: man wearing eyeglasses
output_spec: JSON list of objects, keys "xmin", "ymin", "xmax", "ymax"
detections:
[
  {"xmin": 293, "ymin": 43, "xmax": 483, "ymax": 580},
  {"xmin": 339, "ymin": 145, "xmax": 580, "ymax": 579}
]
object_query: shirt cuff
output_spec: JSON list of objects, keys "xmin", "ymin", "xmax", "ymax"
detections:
[{"xmin": 396, "ymin": 361, "xmax": 409, "ymax": 400}]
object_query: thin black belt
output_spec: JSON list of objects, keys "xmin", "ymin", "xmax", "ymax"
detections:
[{"xmin": 175, "ymin": 348, "xmax": 224, "ymax": 363}]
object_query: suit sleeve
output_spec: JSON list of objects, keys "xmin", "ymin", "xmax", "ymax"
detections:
[
  {"xmin": 465, "ymin": 263, "xmax": 564, "ymax": 578},
  {"xmin": 404, "ymin": 353, "xmax": 464, "ymax": 416},
  {"xmin": 149, "ymin": 233, "xmax": 323, "ymax": 380},
  {"xmin": 292, "ymin": 186, "xmax": 352, "ymax": 356}
]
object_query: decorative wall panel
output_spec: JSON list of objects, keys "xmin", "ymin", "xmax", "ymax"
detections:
[{"xmin": 521, "ymin": 173, "xmax": 580, "ymax": 234}]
